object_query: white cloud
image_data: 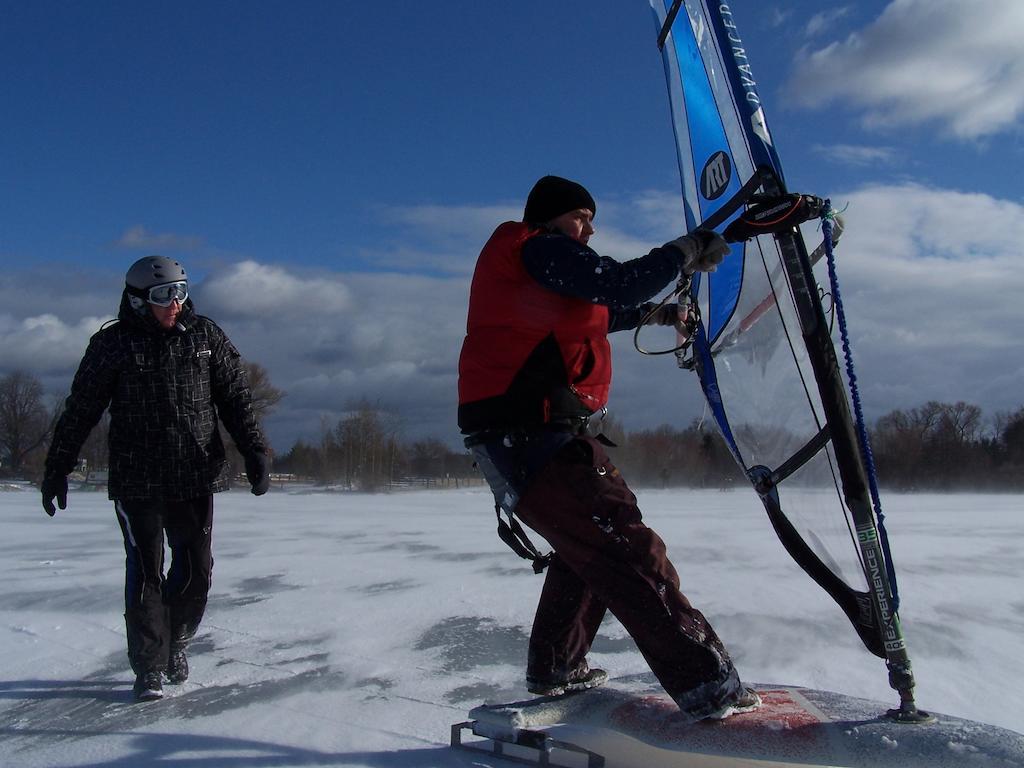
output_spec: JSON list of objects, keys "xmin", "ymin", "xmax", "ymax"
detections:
[
  {"xmin": 357, "ymin": 203, "xmax": 520, "ymax": 275},
  {"xmin": 785, "ymin": 0, "xmax": 1024, "ymax": 139},
  {"xmin": 387, "ymin": 203, "xmax": 520, "ymax": 239},
  {"xmin": 370, "ymin": 196, "xmax": 689, "ymax": 275},
  {"xmin": 115, "ymin": 225, "xmax": 204, "ymax": 251},
  {"xmin": 5, "ymin": 187, "xmax": 1021, "ymax": 451},
  {"xmin": 0, "ymin": 313, "xmax": 107, "ymax": 376},
  {"xmin": 803, "ymin": 182, "xmax": 1024, "ymax": 417},
  {"xmin": 811, "ymin": 144, "xmax": 899, "ymax": 168},
  {"xmin": 199, "ymin": 260, "xmax": 354, "ymax": 318},
  {"xmin": 194, "ymin": 265, "xmax": 471, "ymax": 449},
  {"xmin": 805, "ymin": 7, "xmax": 851, "ymax": 38},
  {"xmin": 767, "ymin": 7, "xmax": 793, "ymax": 29}
]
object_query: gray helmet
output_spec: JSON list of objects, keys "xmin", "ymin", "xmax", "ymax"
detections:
[{"xmin": 125, "ymin": 255, "xmax": 187, "ymax": 290}]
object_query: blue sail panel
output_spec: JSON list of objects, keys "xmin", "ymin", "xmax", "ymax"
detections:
[
  {"xmin": 706, "ymin": 4, "xmax": 785, "ymax": 178},
  {"xmin": 654, "ymin": 0, "xmax": 748, "ymax": 341},
  {"xmin": 649, "ymin": 1, "xmax": 924, "ymax": 714},
  {"xmin": 650, "ymin": 0, "xmax": 891, "ymax": 657}
]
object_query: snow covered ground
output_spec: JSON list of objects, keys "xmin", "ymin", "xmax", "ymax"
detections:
[{"xmin": 1, "ymin": 483, "xmax": 1022, "ymax": 767}]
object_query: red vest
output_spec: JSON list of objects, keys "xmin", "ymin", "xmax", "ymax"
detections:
[{"xmin": 458, "ymin": 222, "xmax": 612, "ymax": 431}]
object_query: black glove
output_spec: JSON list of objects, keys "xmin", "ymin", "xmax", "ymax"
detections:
[
  {"xmin": 641, "ymin": 302, "xmax": 681, "ymax": 326},
  {"xmin": 41, "ymin": 472, "xmax": 68, "ymax": 517},
  {"xmin": 665, "ymin": 228, "xmax": 730, "ymax": 274},
  {"xmin": 244, "ymin": 452, "xmax": 271, "ymax": 496}
]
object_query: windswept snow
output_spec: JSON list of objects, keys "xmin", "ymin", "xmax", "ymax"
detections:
[{"xmin": 1, "ymin": 485, "xmax": 1021, "ymax": 767}]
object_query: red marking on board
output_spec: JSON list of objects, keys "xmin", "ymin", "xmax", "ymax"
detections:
[{"xmin": 608, "ymin": 689, "xmax": 834, "ymax": 761}]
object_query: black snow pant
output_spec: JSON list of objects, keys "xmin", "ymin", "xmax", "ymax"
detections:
[
  {"xmin": 114, "ymin": 496, "xmax": 214, "ymax": 675},
  {"xmin": 514, "ymin": 436, "xmax": 743, "ymax": 715}
]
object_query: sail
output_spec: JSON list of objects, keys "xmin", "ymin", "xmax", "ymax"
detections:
[{"xmin": 649, "ymin": 0, "xmax": 922, "ymax": 713}]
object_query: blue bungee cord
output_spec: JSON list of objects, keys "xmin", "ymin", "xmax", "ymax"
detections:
[{"xmin": 820, "ymin": 200, "xmax": 900, "ymax": 611}]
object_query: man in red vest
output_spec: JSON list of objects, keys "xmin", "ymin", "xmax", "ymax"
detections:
[{"xmin": 457, "ymin": 175, "xmax": 760, "ymax": 721}]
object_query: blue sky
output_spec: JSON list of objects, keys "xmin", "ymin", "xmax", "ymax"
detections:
[
  {"xmin": 3, "ymin": 0, "xmax": 1023, "ymax": 451},
  {"xmin": 4, "ymin": 1, "xmax": 681, "ymax": 271}
]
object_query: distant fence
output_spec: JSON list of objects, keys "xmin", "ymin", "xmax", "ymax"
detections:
[
  {"xmin": 389, "ymin": 475, "xmax": 487, "ymax": 490},
  {"xmin": 236, "ymin": 472, "xmax": 487, "ymax": 492}
]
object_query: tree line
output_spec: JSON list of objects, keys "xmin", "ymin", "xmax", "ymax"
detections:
[
  {"xmin": 273, "ymin": 405, "xmax": 476, "ymax": 490},
  {"xmin": 2, "ymin": 369, "xmax": 1023, "ymax": 491},
  {"xmin": 594, "ymin": 401, "xmax": 1024, "ymax": 491}
]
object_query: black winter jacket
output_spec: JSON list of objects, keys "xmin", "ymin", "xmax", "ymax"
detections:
[{"xmin": 45, "ymin": 293, "xmax": 268, "ymax": 500}]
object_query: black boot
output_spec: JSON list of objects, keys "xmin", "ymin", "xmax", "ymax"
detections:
[
  {"xmin": 705, "ymin": 687, "xmax": 762, "ymax": 720},
  {"xmin": 133, "ymin": 670, "xmax": 164, "ymax": 702},
  {"xmin": 527, "ymin": 661, "xmax": 608, "ymax": 697},
  {"xmin": 166, "ymin": 617, "xmax": 199, "ymax": 684},
  {"xmin": 167, "ymin": 640, "xmax": 189, "ymax": 684}
]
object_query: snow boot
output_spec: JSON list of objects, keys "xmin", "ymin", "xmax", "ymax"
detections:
[
  {"xmin": 705, "ymin": 687, "xmax": 761, "ymax": 720},
  {"xmin": 133, "ymin": 670, "xmax": 164, "ymax": 702},
  {"xmin": 166, "ymin": 641, "xmax": 189, "ymax": 684},
  {"xmin": 527, "ymin": 662, "xmax": 608, "ymax": 697}
]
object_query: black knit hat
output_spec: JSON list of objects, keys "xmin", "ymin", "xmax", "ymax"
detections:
[{"xmin": 523, "ymin": 175, "xmax": 596, "ymax": 225}]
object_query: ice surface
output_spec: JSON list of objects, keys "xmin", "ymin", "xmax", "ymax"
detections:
[{"xmin": 1, "ymin": 484, "xmax": 1021, "ymax": 766}]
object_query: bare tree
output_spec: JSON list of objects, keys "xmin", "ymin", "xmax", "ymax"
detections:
[
  {"xmin": 334, "ymin": 400, "xmax": 402, "ymax": 491},
  {"xmin": 873, "ymin": 402, "xmax": 945, "ymax": 488},
  {"xmin": 244, "ymin": 360, "xmax": 284, "ymax": 418},
  {"xmin": 992, "ymin": 406, "xmax": 1024, "ymax": 487},
  {"xmin": 221, "ymin": 359, "xmax": 284, "ymax": 482},
  {"xmin": 0, "ymin": 371, "xmax": 54, "ymax": 477},
  {"xmin": 408, "ymin": 438, "xmax": 450, "ymax": 479},
  {"xmin": 998, "ymin": 407, "xmax": 1024, "ymax": 460},
  {"xmin": 319, "ymin": 415, "xmax": 338, "ymax": 484},
  {"xmin": 940, "ymin": 401, "xmax": 984, "ymax": 445},
  {"xmin": 274, "ymin": 439, "xmax": 320, "ymax": 481}
]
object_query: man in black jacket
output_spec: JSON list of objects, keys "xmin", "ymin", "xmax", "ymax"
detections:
[{"xmin": 41, "ymin": 255, "xmax": 271, "ymax": 702}]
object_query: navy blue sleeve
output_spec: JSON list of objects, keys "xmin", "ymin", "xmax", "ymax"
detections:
[
  {"xmin": 607, "ymin": 306, "xmax": 648, "ymax": 333},
  {"xmin": 521, "ymin": 233, "xmax": 682, "ymax": 312}
]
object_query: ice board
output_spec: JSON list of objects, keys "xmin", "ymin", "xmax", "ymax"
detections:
[{"xmin": 452, "ymin": 681, "xmax": 1024, "ymax": 767}]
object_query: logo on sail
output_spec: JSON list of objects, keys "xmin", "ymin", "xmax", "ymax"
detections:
[{"xmin": 700, "ymin": 151, "xmax": 731, "ymax": 200}]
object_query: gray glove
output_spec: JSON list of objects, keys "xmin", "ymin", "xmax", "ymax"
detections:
[{"xmin": 665, "ymin": 229, "xmax": 730, "ymax": 274}]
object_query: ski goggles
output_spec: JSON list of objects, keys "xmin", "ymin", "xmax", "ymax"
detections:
[{"xmin": 146, "ymin": 281, "xmax": 189, "ymax": 307}]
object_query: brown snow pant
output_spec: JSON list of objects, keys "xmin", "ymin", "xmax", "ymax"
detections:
[{"xmin": 515, "ymin": 436, "xmax": 741, "ymax": 709}]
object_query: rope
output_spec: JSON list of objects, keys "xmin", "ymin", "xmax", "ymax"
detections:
[{"xmin": 820, "ymin": 201, "xmax": 900, "ymax": 610}]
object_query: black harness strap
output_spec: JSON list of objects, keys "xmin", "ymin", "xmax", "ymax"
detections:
[{"xmin": 495, "ymin": 505, "xmax": 551, "ymax": 574}]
